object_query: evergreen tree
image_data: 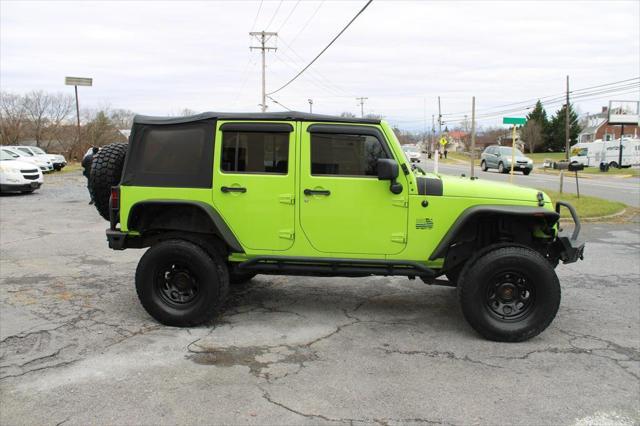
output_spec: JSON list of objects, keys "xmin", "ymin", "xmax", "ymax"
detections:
[
  {"xmin": 547, "ymin": 103, "xmax": 581, "ymax": 152},
  {"xmin": 525, "ymin": 100, "xmax": 550, "ymax": 152}
]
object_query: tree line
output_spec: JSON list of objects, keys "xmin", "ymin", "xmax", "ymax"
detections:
[
  {"xmin": 0, "ymin": 90, "xmax": 135, "ymax": 160},
  {"xmin": 519, "ymin": 100, "xmax": 581, "ymax": 153}
]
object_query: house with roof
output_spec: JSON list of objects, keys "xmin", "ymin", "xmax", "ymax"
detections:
[{"xmin": 579, "ymin": 107, "xmax": 639, "ymax": 143}]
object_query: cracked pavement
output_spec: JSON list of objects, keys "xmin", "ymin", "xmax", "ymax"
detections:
[{"xmin": 1, "ymin": 171, "xmax": 639, "ymax": 425}]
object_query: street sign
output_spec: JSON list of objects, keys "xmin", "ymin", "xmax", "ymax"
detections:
[
  {"xmin": 439, "ymin": 137, "xmax": 447, "ymax": 146},
  {"xmin": 503, "ymin": 117, "xmax": 526, "ymax": 125},
  {"xmin": 65, "ymin": 76, "xmax": 92, "ymax": 86}
]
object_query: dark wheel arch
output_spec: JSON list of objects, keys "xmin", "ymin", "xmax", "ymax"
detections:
[
  {"xmin": 128, "ymin": 200, "xmax": 243, "ymax": 253},
  {"xmin": 429, "ymin": 205, "xmax": 560, "ymax": 261}
]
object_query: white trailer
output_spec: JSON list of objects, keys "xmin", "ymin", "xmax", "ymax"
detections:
[{"xmin": 570, "ymin": 138, "xmax": 640, "ymax": 168}]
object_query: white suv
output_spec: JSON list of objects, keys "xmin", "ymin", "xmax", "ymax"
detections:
[
  {"xmin": 0, "ymin": 147, "xmax": 53, "ymax": 173},
  {"xmin": 0, "ymin": 149, "xmax": 44, "ymax": 193},
  {"xmin": 15, "ymin": 146, "xmax": 67, "ymax": 171}
]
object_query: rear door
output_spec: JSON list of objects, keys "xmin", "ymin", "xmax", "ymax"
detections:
[
  {"xmin": 211, "ymin": 122, "xmax": 296, "ymax": 251},
  {"xmin": 299, "ymin": 123, "xmax": 408, "ymax": 256}
]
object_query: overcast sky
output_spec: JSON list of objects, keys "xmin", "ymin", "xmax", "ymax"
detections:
[{"xmin": 1, "ymin": 0, "xmax": 638, "ymax": 130}]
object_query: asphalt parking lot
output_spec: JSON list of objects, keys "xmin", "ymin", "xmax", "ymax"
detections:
[{"xmin": 1, "ymin": 171, "xmax": 639, "ymax": 426}]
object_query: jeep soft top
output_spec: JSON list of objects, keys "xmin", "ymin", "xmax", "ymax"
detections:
[{"xmin": 88, "ymin": 111, "xmax": 584, "ymax": 342}]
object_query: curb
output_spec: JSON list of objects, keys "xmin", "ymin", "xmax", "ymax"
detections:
[{"xmin": 559, "ymin": 208, "xmax": 627, "ymax": 223}]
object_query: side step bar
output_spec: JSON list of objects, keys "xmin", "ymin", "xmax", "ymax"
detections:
[{"xmin": 237, "ymin": 256, "xmax": 436, "ymax": 278}]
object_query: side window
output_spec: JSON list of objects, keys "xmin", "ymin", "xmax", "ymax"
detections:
[
  {"xmin": 221, "ymin": 131, "xmax": 289, "ymax": 174},
  {"xmin": 310, "ymin": 133, "xmax": 389, "ymax": 176},
  {"xmin": 18, "ymin": 148, "xmax": 33, "ymax": 156}
]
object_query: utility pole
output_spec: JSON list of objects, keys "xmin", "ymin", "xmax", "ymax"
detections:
[
  {"xmin": 470, "ymin": 96, "xmax": 476, "ymax": 178},
  {"xmin": 356, "ymin": 97, "xmax": 368, "ymax": 118},
  {"xmin": 431, "ymin": 114, "xmax": 435, "ymax": 157},
  {"xmin": 560, "ymin": 75, "xmax": 569, "ymax": 193},
  {"xmin": 308, "ymin": 99, "xmax": 313, "ymax": 113},
  {"xmin": 436, "ymin": 96, "xmax": 442, "ymax": 174},
  {"xmin": 250, "ymin": 31, "xmax": 278, "ymax": 112}
]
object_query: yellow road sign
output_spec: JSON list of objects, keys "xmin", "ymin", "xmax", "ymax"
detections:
[{"xmin": 439, "ymin": 137, "xmax": 447, "ymax": 146}]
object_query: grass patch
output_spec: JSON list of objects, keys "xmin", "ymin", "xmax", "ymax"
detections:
[
  {"xmin": 58, "ymin": 162, "xmax": 82, "ymax": 174},
  {"xmin": 542, "ymin": 190, "xmax": 626, "ymax": 219},
  {"xmin": 528, "ymin": 152, "xmax": 566, "ymax": 162}
]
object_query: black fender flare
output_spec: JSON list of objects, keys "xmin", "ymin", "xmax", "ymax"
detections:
[
  {"xmin": 428, "ymin": 205, "xmax": 559, "ymax": 260},
  {"xmin": 127, "ymin": 200, "xmax": 243, "ymax": 253}
]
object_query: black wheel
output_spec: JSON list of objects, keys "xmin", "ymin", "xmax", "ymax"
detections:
[
  {"xmin": 457, "ymin": 245, "xmax": 561, "ymax": 342},
  {"xmin": 89, "ymin": 142, "xmax": 127, "ymax": 220},
  {"xmin": 480, "ymin": 160, "xmax": 488, "ymax": 171},
  {"xmin": 135, "ymin": 239, "xmax": 229, "ymax": 326},
  {"xmin": 228, "ymin": 268, "xmax": 256, "ymax": 285},
  {"xmin": 608, "ymin": 161, "xmax": 618, "ymax": 169},
  {"xmin": 498, "ymin": 162, "xmax": 506, "ymax": 173},
  {"xmin": 522, "ymin": 168, "xmax": 531, "ymax": 176}
]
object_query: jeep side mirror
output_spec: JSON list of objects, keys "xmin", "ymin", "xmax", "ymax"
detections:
[{"xmin": 377, "ymin": 159, "xmax": 403, "ymax": 194}]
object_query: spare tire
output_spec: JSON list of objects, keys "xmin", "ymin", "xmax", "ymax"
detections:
[{"xmin": 89, "ymin": 143, "xmax": 127, "ymax": 220}]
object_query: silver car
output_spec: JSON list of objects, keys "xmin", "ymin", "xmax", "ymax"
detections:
[{"xmin": 480, "ymin": 145, "xmax": 533, "ymax": 175}]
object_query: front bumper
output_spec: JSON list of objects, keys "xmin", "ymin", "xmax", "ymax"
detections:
[
  {"xmin": 554, "ymin": 201, "xmax": 585, "ymax": 264},
  {"xmin": 0, "ymin": 182, "xmax": 42, "ymax": 192}
]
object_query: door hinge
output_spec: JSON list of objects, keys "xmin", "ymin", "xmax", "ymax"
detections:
[
  {"xmin": 278, "ymin": 229, "xmax": 295, "ymax": 240},
  {"xmin": 392, "ymin": 198, "xmax": 408, "ymax": 208},
  {"xmin": 391, "ymin": 233, "xmax": 407, "ymax": 243},
  {"xmin": 279, "ymin": 194, "xmax": 295, "ymax": 205}
]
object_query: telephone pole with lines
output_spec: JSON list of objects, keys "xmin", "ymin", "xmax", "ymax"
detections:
[
  {"xmin": 250, "ymin": 31, "xmax": 278, "ymax": 112},
  {"xmin": 356, "ymin": 97, "xmax": 368, "ymax": 118}
]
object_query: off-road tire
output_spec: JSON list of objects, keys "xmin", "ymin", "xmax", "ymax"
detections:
[
  {"xmin": 457, "ymin": 245, "xmax": 561, "ymax": 342},
  {"xmin": 498, "ymin": 162, "xmax": 506, "ymax": 173},
  {"xmin": 523, "ymin": 168, "xmax": 531, "ymax": 176},
  {"xmin": 480, "ymin": 160, "xmax": 488, "ymax": 171},
  {"xmin": 89, "ymin": 142, "xmax": 127, "ymax": 220},
  {"xmin": 135, "ymin": 239, "xmax": 229, "ymax": 327}
]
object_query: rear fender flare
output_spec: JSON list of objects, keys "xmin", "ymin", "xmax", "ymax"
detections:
[{"xmin": 127, "ymin": 200, "xmax": 243, "ymax": 253}]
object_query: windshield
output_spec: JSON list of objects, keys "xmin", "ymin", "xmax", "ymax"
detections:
[
  {"xmin": 0, "ymin": 151, "xmax": 15, "ymax": 161},
  {"xmin": 402, "ymin": 146, "xmax": 418, "ymax": 153},
  {"xmin": 17, "ymin": 148, "xmax": 34, "ymax": 156},
  {"xmin": 32, "ymin": 147, "xmax": 46, "ymax": 155},
  {"xmin": 1, "ymin": 149, "xmax": 21, "ymax": 159},
  {"xmin": 498, "ymin": 146, "xmax": 524, "ymax": 156}
]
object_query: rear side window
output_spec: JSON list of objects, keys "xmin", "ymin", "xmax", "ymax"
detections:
[
  {"xmin": 310, "ymin": 133, "xmax": 389, "ymax": 176},
  {"xmin": 221, "ymin": 132, "xmax": 289, "ymax": 174},
  {"xmin": 121, "ymin": 119, "xmax": 215, "ymax": 188}
]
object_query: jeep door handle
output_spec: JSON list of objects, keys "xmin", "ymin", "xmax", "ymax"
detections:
[
  {"xmin": 221, "ymin": 186, "xmax": 247, "ymax": 193},
  {"xmin": 304, "ymin": 189, "xmax": 330, "ymax": 196}
]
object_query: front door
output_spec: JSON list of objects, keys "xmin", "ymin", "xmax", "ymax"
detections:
[
  {"xmin": 212, "ymin": 122, "xmax": 296, "ymax": 251},
  {"xmin": 299, "ymin": 124, "xmax": 408, "ymax": 256}
]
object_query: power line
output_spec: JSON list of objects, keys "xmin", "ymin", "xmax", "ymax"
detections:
[
  {"xmin": 249, "ymin": 0, "xmax": 264, "ymax": 32},
  {"xmin": 267, "ymin": 95, "xmax": 292, "ymax": 111},
  {"xmin": 277, "ymin": 0, "xmax": 301, "ymax": 32},
  {"xmin": 265, "ymin": 0, "xmax": 284, "ymax": 30},
  {"xmin": 289, "ymin": 0, "xmax": 325, "ymax": 45},
  {"xmin": 267, "ymin": 0, "xmax": 373, "ymax": 96}
]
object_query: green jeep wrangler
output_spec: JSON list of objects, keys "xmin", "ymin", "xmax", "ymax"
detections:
[{"xmin": 89, "ymin": 112, "xmax": 584, "ymax": 342}]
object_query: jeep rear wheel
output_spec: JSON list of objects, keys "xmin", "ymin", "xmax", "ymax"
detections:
[
  {"xmin": 89, "ymin": 142, "xmax": 127, "ymax": 220},
  {"xmin": 457, "ymin": 245, "xmax": 560, "ymax": 342},
  {"xmin": 135, "ymin": 239, "xmax": 229, "ymax": 326}
]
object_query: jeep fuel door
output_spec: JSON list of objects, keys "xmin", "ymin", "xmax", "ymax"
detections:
[
  {"xmin": 212, "ymin": 122, "xmax": 296, "ymax": 251},
  {"xmin": 300, "ymin": 124, "xmax": 408, "ymax": 255}
]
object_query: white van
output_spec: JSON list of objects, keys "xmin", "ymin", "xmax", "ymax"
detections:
[{"xmin": 570, "ymin": 139, "xmax": 640, "ymax": 168}]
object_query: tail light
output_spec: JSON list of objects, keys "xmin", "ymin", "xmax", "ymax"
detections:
[
  {"xmin": 110, "ymin": 187, "xmax": 120, "ymax": 210},
  {"xmin": 109, "ymin": 186, "xmax": 120, "ymax": 230}
]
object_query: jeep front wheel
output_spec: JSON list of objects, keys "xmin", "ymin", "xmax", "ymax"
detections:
[
  {"xmin": 135, "ymin": 239, "xmax": 229, "ymax": 326},
  {"xmin": 457, "ymin": 245, "xmax": 560, "ymax": 342}
]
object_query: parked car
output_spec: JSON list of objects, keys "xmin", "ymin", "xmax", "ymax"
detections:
[
  {"xmin": 402, "ymin": 145, "xmax": 421, "ymax": 163},
  {"xmin": 15, "ymin": 146, "xmax": 67, "ymax": 171},
  {"xmin": 480, "ymin": 145, "xmax": 533, "ymax": 175},
  {"xmin": 0, "ymin": 149, "xmax": 44, "ymax": 193},
  {"xmin": 89, "ymin": 111, "xmax": 584, "ymax": 342},
  {"xmin": 0, "ymin": 147, "xmax": 53, "ymax": 173}
]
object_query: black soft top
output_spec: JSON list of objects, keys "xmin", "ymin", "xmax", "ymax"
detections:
[{"xmin": 133, "ymin": 111, "xmax": 381, "ymax": 125}]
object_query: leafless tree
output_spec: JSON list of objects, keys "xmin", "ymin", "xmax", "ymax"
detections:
[
  {"xmin": 108, "ymin": 108, "xmax": 136, "ymax": 129},
  {"xmin": 0, "ymin": 91, "xmax": 26, "ymax": 145},
  {"xmin": 23, "ymin": 90, "xmax": 53, "ymax": 147},
  {"xmin": 520, "ymin": 119, "xmax": 544, "ymax": 153}
]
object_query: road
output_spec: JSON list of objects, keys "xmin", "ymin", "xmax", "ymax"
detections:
[
  {"xmin": 418, "ymin": 157, "xmax": 640, "ymax": 207},
  {"xmin": 1, "ymin": 171, "xmax": 639, "ymax": 425}
]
